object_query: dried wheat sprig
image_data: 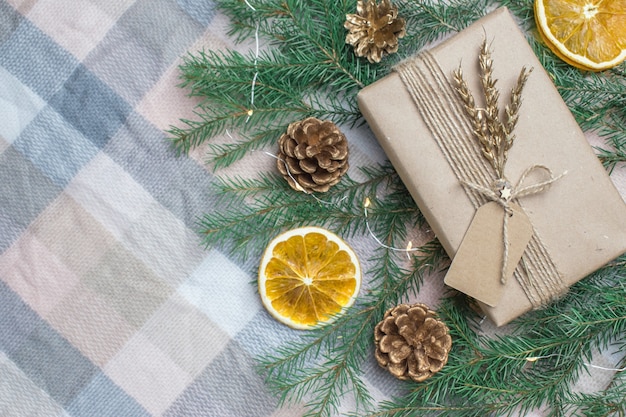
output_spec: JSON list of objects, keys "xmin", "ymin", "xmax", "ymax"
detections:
[
  {"xmin": 504, "ymin": 66, "xmax": 533, "ymax": 146},
  {"xmin": 479, "ymin": 40, "xmax": 508, "ymax": 177},
  {"xmin": 479, "ymin": 40, "xmax": 500, "ymax": 126},
  {"xmin": 453, "ymin": 66, "xmax": 494, "ymax": 163},
  {"xmin": 455, "ymin": 40, "xmax": 532, "ymax": 179}
]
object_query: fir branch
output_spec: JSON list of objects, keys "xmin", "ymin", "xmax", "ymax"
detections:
[
  {"xmin": 565, "ymin": 371, "xmax": 626, "ymax": 417},
  {"xmin": 170, "ymin": 0, "xmax": 626, "ymax": 415},
  {"xmin": 205, "ymin": 127, "xmax": 287, "ymax": 170},
  {"xmin": 253, "ymin": 178, "xmax": 436, "ymax": 417},
  {"xmin": 259, "ymin": 240, "xmax": 448, "ymax": 417},
  {"xmin": 590, "ymin": 110, "xmax": 626, "ymax": 173},
  {"xmin": 198, "ymin": 162, "xmax": 406, "ymax": 260},
  {"xmin": 370, "ymin": 258, "xmax": 626, "ymax": 417},
  {"xmin": 597, "ymin": 146, "xmax": 626, "ymax": 174},
  {"xmin": 168, "ymin": 100, "xmax": 255, "ymax": 156},
  {"xmin": 395, "ymin": 0, "xmax": 493, "ymax": 61},
  {"xmin": 168, "ymin": 0, "xmax": 382, "ymax": 162}
]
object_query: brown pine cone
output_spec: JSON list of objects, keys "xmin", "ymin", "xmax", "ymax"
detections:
[
  {"xmin": 277, "ymin": 117, "xmax": 349, "ymax": 193},
  {"xmin": 344, "ymin": 0, "xmax": 406, "ymax": 64},
  {"xmin": 374, "ymin": 303, "xmax": 452, "ymax": 382}
]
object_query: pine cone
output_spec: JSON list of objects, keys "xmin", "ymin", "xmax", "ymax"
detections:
[
  {"xmin": 374, "ymin": 303, "xmax": 452, "ymax": 382},
  {"xmin": 277, "ymin": 117, "xmax": 349, "ymax": 193},
  {"xmin": 344, "ymin": 0, "xmax": 406, "ymax": 64}
]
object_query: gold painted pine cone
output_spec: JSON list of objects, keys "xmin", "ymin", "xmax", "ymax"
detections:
[
  {"xmin": 277, "ymin": 117, "xmax": 349, "ymax": 193},
  {"xmin": 374, "ymin": 303, "xmax": 452, "ymax": 382},
  {"xmin": 344, "ymin": 0, "xmax": 406, "ymax": 63}
]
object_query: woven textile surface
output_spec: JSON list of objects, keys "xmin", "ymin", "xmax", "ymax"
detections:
[{"xmin": 0, "ymin": 1, "xmax": 624, "ymax": 416}]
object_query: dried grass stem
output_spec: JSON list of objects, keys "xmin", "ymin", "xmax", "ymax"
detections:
[{"xmin": 454, "ymin": 40, "xmax": 532, "ymax": 179}]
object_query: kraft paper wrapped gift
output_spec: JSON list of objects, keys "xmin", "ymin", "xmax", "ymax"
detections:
[{"xmin": 357, "ymin": 7, "xmax": 626, "ymax": 326}]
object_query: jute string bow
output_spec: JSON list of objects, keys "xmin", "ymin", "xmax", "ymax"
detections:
[{"xmin": 460, "ymin": 165, "xmax": 566, "ymax": 284}]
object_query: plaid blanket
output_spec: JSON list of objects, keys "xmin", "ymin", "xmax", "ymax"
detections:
[
  {"xmin": 1, "ymin": 1, "xmax": 624, "ymax": 416},
  {"xmin": 0, "ymin": 1, "xmax": 392, "ymax": 415}
]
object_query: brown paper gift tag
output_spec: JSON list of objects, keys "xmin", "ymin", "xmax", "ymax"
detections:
[{"xmin": 444, "ymin": 201, "xmax": 533, "ymax": 307}]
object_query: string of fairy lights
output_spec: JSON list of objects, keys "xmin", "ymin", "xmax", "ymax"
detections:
[{"xmin": 231, "ymin": 0, "xmax": 625, "ymax": 375}]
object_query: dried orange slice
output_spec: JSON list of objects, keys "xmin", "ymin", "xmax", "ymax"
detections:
[
  {"xmin": 258, "ymin": 226, "xmax": 361, "ymax": 329},
  {"xmin": 535, "ymin": 0, "xmax": 626, "ymax": 71}
]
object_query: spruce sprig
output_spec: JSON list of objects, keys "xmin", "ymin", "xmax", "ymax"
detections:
[
  {"xmin": 259, "ymin": 240, "xmax": 448, "ymax": 417},
  {"xmin": 393, "ymin": 0, "xmax": 492, "ymax": 61},
  {"xmin": 369, "ymin": 258, "xmax": 626, "ymax": 417},
  {"xmin": 566, "ymin": 371, "xmax": 626, "ymax": 416},
  {"xmin": 198, "ymin": 162, "xmax": 407, "ymax": 260},
  {"xmin": 168, "ymin": 0, "xmax": 382, "ymax": 163}
]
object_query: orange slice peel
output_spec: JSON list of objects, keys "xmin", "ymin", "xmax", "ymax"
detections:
[
  {"xmin": 258, "ymin": 226, "xmax": 361, "ymax": 329},
  {"xmin": 534, "ymin": 0, "xmax": 626, "ymax": 71}
]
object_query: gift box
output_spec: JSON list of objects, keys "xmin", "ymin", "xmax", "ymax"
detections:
[{"xmin": 358, "ymin": 7, "xmax": 626, "ymax": 326}]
